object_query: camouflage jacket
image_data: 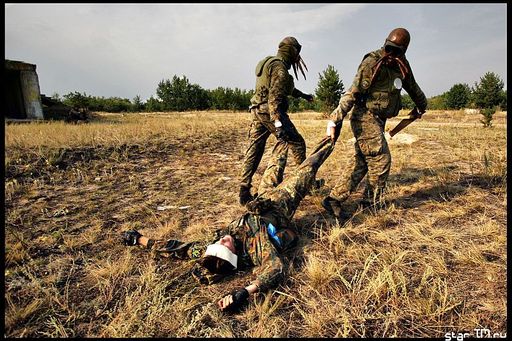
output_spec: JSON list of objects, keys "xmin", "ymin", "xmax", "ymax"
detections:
[
  {"xmin": 250, "ymin": 55, "xmax": 306, "ymax": 122},
  {"xmin": 331, "ymin": 48, "xmax": 427, "ymax": 123},
  {"xmin": 148, "ymin": 212, "xmax": 296, "ymax": 293}
]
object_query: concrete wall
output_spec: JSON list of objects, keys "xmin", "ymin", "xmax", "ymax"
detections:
[
  {"xmin": 5, "ymin": 60, "xmax": 44, "ymax": 119},
  {"xmin": 20, "ymin": 70, "xmax": 44, "ymax": 119}
]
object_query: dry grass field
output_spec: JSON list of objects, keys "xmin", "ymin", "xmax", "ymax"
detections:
[{"xmin": 4, "ymin": 109, "xmax": 507, "ymax": 337}]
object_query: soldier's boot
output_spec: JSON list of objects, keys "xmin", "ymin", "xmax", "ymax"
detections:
[
  {"xmin": 321, "ymin": 196, "xmax": 351, "ymax": 219},
  {"xmin": 239, "ymin": 185, "xmax": 254, "ymax": 206},
  {"xmin": 308, "ymin": 178, "xmax": 325, "ymax": 194},
  {"xmin": 314, "ymin": 178, "xmax": 325, "ymax": 190}
]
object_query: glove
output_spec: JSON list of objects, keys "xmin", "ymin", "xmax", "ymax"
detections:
[
  {"xmin": 302, "ymin": 93, "xmax": 314, "ymax": 102},
  {"xmin": 224, "ymin": 287, "xmax": 249, "ymax": 312},
  {"xmin": 415, "ymin": 106, "xmax": 426, "ymax": 118},
  {"xmin": 121, "ymin": 230, "xmax": 142, "ymax": 246}
]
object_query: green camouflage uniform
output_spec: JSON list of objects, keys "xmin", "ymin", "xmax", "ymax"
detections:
[
  {"xmin": 146, "ymin": 138, "xmax": 334, "ymax": 292},
  {"xmin": 329, "ymin": 48, "xmax": 427, "ymax": 203},
  {"xmin": 240, "ymin": 51, "xmax": 308, "ymax": 196}
]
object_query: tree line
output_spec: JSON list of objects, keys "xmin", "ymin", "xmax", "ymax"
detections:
[{"xmin": 54, "ymin": 68, "xmax": 506, "ymax": 115}]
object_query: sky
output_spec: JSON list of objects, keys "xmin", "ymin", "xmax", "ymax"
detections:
[{"xmin": 5, "ymin": 3, "xmax": 507, "ymax": 101}]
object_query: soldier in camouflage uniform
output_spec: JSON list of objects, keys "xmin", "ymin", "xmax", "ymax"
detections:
[
  {"xmin": 239, "ymin": 36, "xmax": 314, "ymax": 206},
  {"xmin": 323, "ymin": 28, "xmax": 428, "ymax": 216},
  {"xmin": 122, "ymin": 137, "xmax": 335, "ymax": 312}
]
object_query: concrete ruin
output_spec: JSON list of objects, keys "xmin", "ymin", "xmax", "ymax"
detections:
[{"xmin": 5, "ymin": 59, "xmax": 44, "ymax": 119}]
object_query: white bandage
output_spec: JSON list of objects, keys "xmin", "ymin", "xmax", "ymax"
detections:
[
  {"xmin": 204, "ymin": 244, "xmax": 238, "ymax": 269},
  {"xmin": 326, "ymin": 120, "xmax": 336, "ymax": 135}
]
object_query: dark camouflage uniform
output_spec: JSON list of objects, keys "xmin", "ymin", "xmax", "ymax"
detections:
[
  {"xmin": 240, "ymin": 53, "xmax": 307, "ymax": 196},
  {"xmin": 329, "ymin": 48, "xmax": 427, "ymax": 203},
  {"xmin": 146, "ymin": 138, "xmax": 334, "ymax": 292}
]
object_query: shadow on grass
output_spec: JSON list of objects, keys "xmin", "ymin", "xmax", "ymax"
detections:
[
  {"xmin": 387, "ymin": 165, "xmax": 457, "ymax": 186},
  {"xmin": 392, "ymin": 173, "xmax": 505, "ymax": 209}
]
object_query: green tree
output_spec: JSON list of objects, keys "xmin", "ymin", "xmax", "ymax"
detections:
[
  {"xmin": 314, "ymin": 65, "xmax": 344, "ymax": 116},
  {"xmin": 132, "ymin": 95, "xmax": 145, "ymax": 112},
  {"xmin": 480, "ymin": 108, "xmax": 495, "ymax": 128},
  {"xmin": 401, "ymin": 94, "xmax": 414, "ymax": 109},
  {"xmin": 62, "ymin": 91, "xmax": 90, "ymax": 109},
  {"xmin": 51, "ymin": 92, "xmax": 61, "ymax": 101},
  {"xmin": 427, "ymin": 93, "xmax": 447, "ymax": 110},
  {"xmin": 471, "ymin": 72, "xmax": 505, "ymax": 109},
  {"xmin": 207, "ymin": 87, "xmax": 253, "ymax": 111},
  {"xmin": 145, "ymin": 96, "xmax": 163, "ymax": 112},
  {"xmin": 500, "ymin": 90, "xmax": 507, "ymax": 110},
  {"xmin": 445, "ymin": 83, "xmax": 471, "ymax": 109},
  {"xmin": 156, "ymin": 75, "xmax": 209, "ymax": 111}
]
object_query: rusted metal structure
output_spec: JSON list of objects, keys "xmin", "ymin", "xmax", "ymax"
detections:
[{"xmin": 5, "ymin": 59, "xmax": 44, "ymax": 119}]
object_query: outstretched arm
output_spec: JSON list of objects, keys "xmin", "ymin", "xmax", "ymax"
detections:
[
  {"xmin": 217, "ymin": 283, "xmax": 259, "ymax": 311},
  {"xmin": 217, "ymin": 237, "xmax": 287, "ymax": 312},
  {"xmin": 121, "ymin": 230, "xmax": 197, "ymax": 259}
]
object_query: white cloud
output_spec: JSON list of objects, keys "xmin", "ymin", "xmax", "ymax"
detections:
[{"xmin": 4, "ymin": 3, "xmax": 506, "ymax": 99}]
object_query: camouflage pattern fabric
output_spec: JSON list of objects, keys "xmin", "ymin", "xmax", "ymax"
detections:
[
  {"xmin": 330, "ymin": 48, "xmax": 427, "ymax": 124},
  {"xmin": 230, "ymin": 137, "xmax": 334, "ymax": 292},
  {"xmin": 330, "ymin": 110, "xmax": 390, "ymax": 203},
  {"xmin": 328, "ymin": 48, "xmax": 427, "ymax": 203},
  {"xmin": 240, "ymin": 53, "xmax": 307, "ymax": 191},
  {"xmin": 240, "ymin": 109, "xmax": 306, "ymax": 191},
  {"xmin": 145, "ymin": 138, "xmax": 334, "ymax": 292},
  {"xmin": 259, "ymin": 137, "xmax": 334, "ymax": 222}
]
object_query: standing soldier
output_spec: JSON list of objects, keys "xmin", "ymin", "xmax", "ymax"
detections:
[
  {"xmin": 239, "ymin": 36, "xmax": 314, "ymax": 206},
  {"xmin": 323, "ymin": 28, "xmax": 428, "ymax": 216}
]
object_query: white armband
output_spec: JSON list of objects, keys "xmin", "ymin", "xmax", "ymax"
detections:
[{"xmin": 274, "ymin": 120, "xmax": 283, "ymax": 128}]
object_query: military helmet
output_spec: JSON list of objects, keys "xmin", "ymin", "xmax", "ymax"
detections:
[{"xmin": 384, "ymin": 28, "xmax": 410, "ymax": 54}]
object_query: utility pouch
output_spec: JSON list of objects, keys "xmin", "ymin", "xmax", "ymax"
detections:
[{"xmin": 366, "ymin": 91, "xmax": 389, "ymax": 116}]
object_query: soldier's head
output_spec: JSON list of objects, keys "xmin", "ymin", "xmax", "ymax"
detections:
[
  {"xmin": 199, "ymin": 234, "xmax": 239, "ymax": 275},
  {"xmin": 277, "ymin": 36, "xmax": 308, "ymax": 80},
  {"xmin": 383, "ymin": 28, "xmax": 410, "ymax": 56}
]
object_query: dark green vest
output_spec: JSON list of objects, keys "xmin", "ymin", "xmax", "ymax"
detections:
[
  {"xmin": 250, "ymin": 56, "xmax": 294, "ymax": 110},
  {"xmin": 361, "ymin": 50, "xmax": 404, "ymax": 118}
]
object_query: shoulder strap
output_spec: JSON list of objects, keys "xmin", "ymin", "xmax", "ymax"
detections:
[{"xmin": 255, "ymin": 56, "xmax": 283, "ymax": 76}]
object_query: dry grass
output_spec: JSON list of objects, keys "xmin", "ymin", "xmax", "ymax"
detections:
[{"xmin": 4, "ymin": 109, "xmax": 507, "ymax": 337}]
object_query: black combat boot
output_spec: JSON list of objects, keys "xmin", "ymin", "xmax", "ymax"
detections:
[
  {"xmin": 239, "ymin": 185, "xmax": 254, "ymax": 206},
  {"xmin": 313, "ymin": 178, "xmax": 325, "ymax": 190},
  {"xmin": 321, "ymin": 196, "xmax": 342, "ymax": 216},
  {"xmin": 322, "ymin": 195, "xmax": 353, "ymax": 219},
  {"xmin": 308, "ymin": 178, "xmax": 325, "ymax": 194}
]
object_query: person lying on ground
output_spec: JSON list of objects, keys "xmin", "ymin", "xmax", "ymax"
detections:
[{"xmin": 121, "ymin": 135, "xmax": 337, "ymax": 313}]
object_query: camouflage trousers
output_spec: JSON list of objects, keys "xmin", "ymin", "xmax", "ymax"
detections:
[
  {"xmin": 330, "ymin": 110, "xmax": 391, "ymax": 204},
  {"xmin": 260, "ymin": 137, "xmax": 334, "ymax": 224},
  {"xmin": 240, "ymin": 110, "xmax": 306, "ymax": 196}
]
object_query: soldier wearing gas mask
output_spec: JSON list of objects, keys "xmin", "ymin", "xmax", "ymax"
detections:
[
  {"xmin": 323, "ymin": 28, "xmax": 428, "ymax": 217},
  {"xmin": 239, "ymin": 36, "xmax": 314, "ymax": 206}
]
